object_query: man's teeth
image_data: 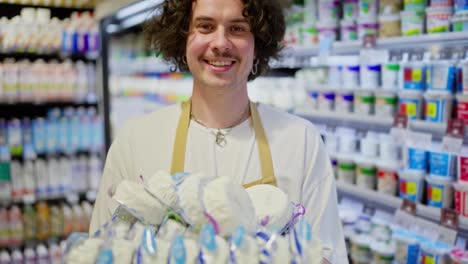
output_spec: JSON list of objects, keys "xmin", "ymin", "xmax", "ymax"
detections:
[{"xmin": 208, "ymin": 61, "xmax": 233, "ymax": 66}]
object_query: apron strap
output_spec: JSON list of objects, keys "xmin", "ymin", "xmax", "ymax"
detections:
[
  {"xmin": 170, "ymin": 99, "xmax": 277, "ymax": 187},
  {"xmin": 170, "ymin": 100, "xmax": 191, "ymax": 175}
]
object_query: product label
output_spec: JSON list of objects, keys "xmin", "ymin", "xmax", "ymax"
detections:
[
  {"xmin": 404, "ymin": 67, "xmax": 425, "ymax": 90},
  {"xmin": 399, "ymin": 99, "xmax": 420, "ymax": 119},
  {"xmin": 455, "ymin": 189, "xmax": 468, "ymax": 217},
  {"xmin": 422, "ymin": 253, "xmax": 436, "ymax": 264},
  {"xmin": 407, "ymin": 147, "xmax": 428, "ymax": 171},
  {"xmin": 426, "ymin": 102, "xmax": 438, "ymax": 119},
  {"xmin": 428, "ymin": 184, "xmax": 443, "ymax": 208},
  {"xmin": 459, "ymin": 156, "xmax": 468, "ymax": 182},
  {"xmin": 429, "ymin": 152, "xmax": 454, "ymax": 178},
  {"xmin": 400, "ymin": 180, "xmax": 419, "ymax": 201}
]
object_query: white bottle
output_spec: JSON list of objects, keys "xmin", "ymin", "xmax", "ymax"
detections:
[
  {"xmin": 0, "ymin": 144, "xmax": 12, "ymax": 202},
  {"xmin": 10, "ymin": 249, "xmax": 23, "ymax": 264},
  {"xmin": 34, "ymin": 159, "xmax": 48, "ymax": 199},
  {"xmin": 49, "ymin": 242, "xmax": 62, "ymax": 264},
  {"xmin": 47, "ymin": 157, "xmax": 60, "ymax": 197},
  {"xmin": 58, "ymin": 156, "xmax": 71, "ymax": 195},
  {"xmin": 24, "ymin": 247, "xmax": 36, "ymax": 264},
  {"xmin": 10, "ymin": 161, "xmax": 23, "ymax": 201},
  {"xmin": 0, "ymin": 250, "xmax": 11, "ymax": 264},
  {"xmin": 23, "ymin": 160, "xmax": 36, "ymax": 199},
  {"xmin": 88, "ymin": 154, "xmax": 102, "ymax": 191},
  {"xmin": 36, "ymin": 243, "xmax": 49, "ymax": 264}
]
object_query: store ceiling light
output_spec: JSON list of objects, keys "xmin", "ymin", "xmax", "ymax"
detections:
[{"xmin": 115, "ymin": 0, "xmax": 163, "ymax": 20}]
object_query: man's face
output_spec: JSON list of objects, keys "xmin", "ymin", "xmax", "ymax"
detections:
[{"xmin": 186, "ymin": 0, "xmax": 255, "ymax": 90}]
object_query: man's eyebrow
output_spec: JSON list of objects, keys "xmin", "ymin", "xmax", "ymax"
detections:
[
  {"xmin": 193, "ymin": 16, "xmax": 249, "ymax": 23},
  {"xmin": 194, "ymin": 16, "xmax": 215, "ymax": 22},
  {"xmin": 230, "ymin": 18, "xmax": 249, "ymax": 23}
]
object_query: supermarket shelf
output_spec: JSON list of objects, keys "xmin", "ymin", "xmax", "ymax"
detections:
[
  {"xmin": 282, "ymin": 32, "xmax": 468, "ymax": 58},
  {"xmin": 337, "ymin": 181, "xmax": 468, "ymax": 232},
  {"xmin": 0, "ymin": 190, "xmax": 97, "ymax": 207},
  {"xmin": 0, "ymin": 101, "xmax": 99, "ymax": 118},
  {"xmin": 0, "ymin": 3, "xmax": 93, "ymax": 19},
  {"xmin": 0, "ymin": 52, "xmax": 98, "ymax": 62},
  {"xmin": 297, "ymin": 110, "xmax": 461, "ymax": 140}
]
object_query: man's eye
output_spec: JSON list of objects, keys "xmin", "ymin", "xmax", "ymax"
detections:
[
  {"xmin": 197, "ymin": 24, "xmax": 214, "ymax": 31},
  {"xmin": 231, "ymin": 25, "xmax": 246, "ymax": 32}
]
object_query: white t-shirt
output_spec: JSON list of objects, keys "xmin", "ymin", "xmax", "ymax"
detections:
[{"xmin": 89, "ymin": 103, "xmax": 348, "ymax": 263}]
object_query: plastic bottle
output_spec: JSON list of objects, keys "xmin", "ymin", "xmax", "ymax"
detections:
[
  {"xmin": 0, "ymin": 144, "xmax": 12, "ymax": 202},
  {"xmin": 46, "ymin": 108, "xmax": 60, "ymax": 155},
  {"xmin": 62, "ymin": 204, "xmax": 73, "ymax": 237},
  {"xmin": 49, "ymin": 242, "xmax": 62, "ymax": 264},
  {"xmin": 59, "ymin": 157, "xmax": 71, "ymax": 195},
  {"xmin": 10, "ymin": 249, "xmax": 23, "ymax": 264},
  {"xmin": 23, "ymin": 160, "xmax": 36, "ymax": 198},
  {"xmin": 8, "ymin": 206, "xmax": 24, "ymax": 247},
  {"xmin": 0, "ymin": 250, "xmax": 11, "ymax": 264},
  {"xmin": 10, "ymin": 161, "xmax": 23, "ymax": 201},
  {"xmin": 7, "ymin": 119, "xmax": 23, "ymax": 157},
  {"xmin": 47, "ymin": 157, "xmax": 60, "ymax": 197},
  {"xmin": 24, "ymin": 246, "xmax": 37, "ymax": 264},
  {"xmin": 34, "ymin": 159, "xmax": 48, "ymax": 199},
  {"xmin": 50, "ymin": 205, "xmax": 64, "ymax": 238},
  {"xmin": 36, "ymin": 201, "xmax": 51, "ymax": 241},
  {"xmin": 32, "ymin": 117, "xmax": 47, "ymax": 155},
  {"xmin": 23, "ymin": 202, "xmax": 37, "ymax": 243},
  {"xmin": 88, "ymin": 153, "xmax": 102, "ymax": 191},
  {"xmin": 72, "ymin": 203, "xmax": 85, "ymax": 232},
  {"xmin": 0, "ymin": 208, "xmax": 9, "ymax": 248},
  {"xmin": 36, "ymin": 243, "xmax": 49, "ymax": 264}
]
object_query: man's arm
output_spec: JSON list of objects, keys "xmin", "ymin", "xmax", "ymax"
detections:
[{"xmin": 301, "ymin": 126, "xmax": 348, "ymax": 263}]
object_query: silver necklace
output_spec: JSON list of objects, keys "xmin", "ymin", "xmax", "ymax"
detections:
[{"xmin": 190, "ymin": 107, "xmax": 250, "ymax": 147}]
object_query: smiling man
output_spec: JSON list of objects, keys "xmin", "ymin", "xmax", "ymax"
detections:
[{"xmin": 90, "ymin": 0, "xmax": 347, "ymax": 262}]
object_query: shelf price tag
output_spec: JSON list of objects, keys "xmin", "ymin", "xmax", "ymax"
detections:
[
  {"xmin": 391, "ymin": 114, "xmax": 408, "ymax": 145},
  {"xmin": 442, "ymin": 119, "xmax": 464, "ymax": 153},
  {"xmin": 362, "ymin": 35, "xmax": 376, "ymax": 49},
  {"xmin": 439, "ymin": 208, "xmax": 458, "ymax": 245},
  {"xmin": 401, "ymin": 198, "xmax": 417, "ymax": 215}
]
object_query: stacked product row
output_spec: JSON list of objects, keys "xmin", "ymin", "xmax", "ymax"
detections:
[
  {"xmin": 0, "ymin": 8, "xmax": 98, "ymax": 55},
  {"xmin": 323, "ymin": 127, "xmax": 468, "ymax": 216},
  {"xmin": 284, "ymin": 0, "xmax": 468, "ymax": 47},
  {"xmin": 1, "ymin": 107, "xmax": 103, "ymax": 157},
  {"xmin": 0, "ymin": 0, "xmax": 95, "ymax": 8},
  {"xmin": 0, "ymin": 154, "xmax": 102, "ymax": 203},
  {"xmin": 0, "ymin": 59, "xmax": 97, "ymax": 103},
  {"xmin": 339, "ymin": 209, "xmax": 468, "ymax": 263},
  {"xmin": 0, "ymin": 201, "xmax": 93, "ymax": 248}
]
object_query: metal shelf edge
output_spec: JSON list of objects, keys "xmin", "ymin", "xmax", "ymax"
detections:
[{"xmin": 337, "ymin": 181, "xmax": 468, "ymax": 231}]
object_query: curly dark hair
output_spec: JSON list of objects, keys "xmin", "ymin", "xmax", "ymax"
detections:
[{"xmin": 144, "ymin": 0, "xmax": 285, "ymax": 81}]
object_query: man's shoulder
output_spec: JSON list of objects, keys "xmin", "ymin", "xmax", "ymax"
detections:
[{"xmin": 126, "ymin": 103, "xmax": 181, "ymax": 128}]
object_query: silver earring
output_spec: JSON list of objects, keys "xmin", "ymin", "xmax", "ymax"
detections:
[{"xmin": 251, "ymin": 59, "xmax": 259, "ymax": 75}]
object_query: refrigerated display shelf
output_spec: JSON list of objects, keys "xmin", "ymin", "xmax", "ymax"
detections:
[
  {"xmin": 337, "ymin": 181, "xmax": 468, "ymax": 232},
  {"xmin": 0, "ymin": 3, "xmax": 93, "ymax": 19},
  {"xmin": 0, "ymin": 101, "xmax": 98, "ymax": 118},
  {"xmin": 297, "ymin": 110, "xmax": 463, "ymax": 140},
  {"xmin": 282, "ymin": 32, "xmax": 468, "ymax": 58},
  {"xmin": 0, "ymin": 52, "xmax": 98, "ymax": 62},
  {"xmin": 0, "ymin": 190, "xmax": 97, "ymax": 207}
]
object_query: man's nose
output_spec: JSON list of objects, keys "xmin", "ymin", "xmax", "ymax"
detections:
[{"xmin": 211, "ymin": 28, "xmax": 232, "ymax": 54}]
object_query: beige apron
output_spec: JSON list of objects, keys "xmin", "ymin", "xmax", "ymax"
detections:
[{"xmin": 170, "ymin": 99, "xmax": 277, "ymax": 188}]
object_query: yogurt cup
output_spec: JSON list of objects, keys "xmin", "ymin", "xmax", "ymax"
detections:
[
  {"xmin": 317, "ymin": 20, "xmax": 339, "ymax": 42},
  {"xmin": 350, "ymin": 234, "xmax": 373, "ymax": 264},
  {"xmin": 361, "ymin": 64, "xmax": 381, "ymax": 90},
  {"xmin": 340, "ymin": 19, "xmax": 358, "ymax": 41},
  {"xmin": 370, "ymin": 242, "xmax": 395, "ymax": 264},
  {"xmin": 338, "ymin": 130, "xmax": 358, "ymax": 154},
  {"xmin": 375, "ymin": 90, "xmax": 397, "ymax": 117},
  {"xmin": 301, "ymin": 23, "xmax": 319, "ymax": 46},
  {"xmin": 450, "ymin": 248, "xmax": 468, "ymax": 264},
  {"xmin": 355, "ymin": 156, "xmax": 377, "ymax": 190},
  {"xmin": 379, "ymin": 13, "xmax": 401, "ymax": 37},
  {"xmin": 343, "ymin": 0, "xmax": 359, "ymax": 20},
  {"xmin": 358, "ymin": 16, "xmax": 379, "ymax": 40},
  {"xmin": 393, "ymin": 229, "xmax": 422, "ymax": 264},
  {"xmin": 426, "ymin": 6, "xmax": 454, "ymax": 34},
  {"xmin": 405, "ymin": 143, "xmax": 428, "ymax": 172},
  {"xmin": 423, "ymin": 91, "xmax": 453, "ymax": 123},
  {"xmin": 456, "ymin": 0, "xmax": 468, "ymax": 12},
  {"xmin": 354, "ymin": 90, "xmax": 375, "ymax": 115},
  {"xmin": 454, "ymin": 181, "xmax": 468, "ymax": 217},
  {"xmin": 379, "ymin": 133, "xmax": 400, "ymax": 161},
  {"xmin": 399, "ymin": 169, "xmax": 425, "ymax": 202},
  {"xmin": 452, "ymin": 10, "xmax": 468, "ymax": 31},
  {"xmin": 376, "ymin": 159, "xmax": 400, "ymax": 196},
  {"xmin": 400, "ymin": 10, "xmax": 425, "ymax": 35},
  {"xmin": 398, "ymin": 90, "xmax": 424, "ymax": 120},
  {"xmin": 317, "ymin": 89, "xmax": 336, "ymax": 111},
  {"xmin": 382, "ymin": 63, "xmax": 401, "ymax": 90},
  {"xmin": 402, "ymin": 62, "xmax": 426, "ymax": 91},
  {"xmin": 419, "ymin": 241, "xmax": 452, "ymax": 264},
  {"xmin": 456, "ymin": 94, "xmax": 468, "ymax": 125},
  {"xmin": 370, "ymin": 217, "xmax": 392, "ymax": 242},
  {"xmin": 359, "ymin": 0, "xmax": 378, "ymax": 18},
  {"xmin": 360, "ymin": 133, "xmax": 379, "ymax": 157},
  {"xmin": 428, "ymin": 144, "xmax": 457, "ymax": 179},
  {"xmin": 343, "ymin": 65, "xmax": 361, "ymax": 90},
  {"xmin": 318, "ymin": 0, "xmax": 341, "ymax": 21},
  {"xmin": 335, "ymin": 90, "xmax": 354, "ymax": 113},
  {"xmin": 380, "ymin": 0, "xmax": 403, "ymax": 15},
  {"xmin": 425, "ymin": 176, "xmax": 454, "ymax": 208},
  {"xmin": 337, "ymin": 154, "xmax": 357, "ymax": 184},
  {"xmin": 404, "ymin": 0, "xmax": 427, "ymax": 12},
  {"xmin": 426, "ymin": 61, "xmax": 456, "ymax": 92}
]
